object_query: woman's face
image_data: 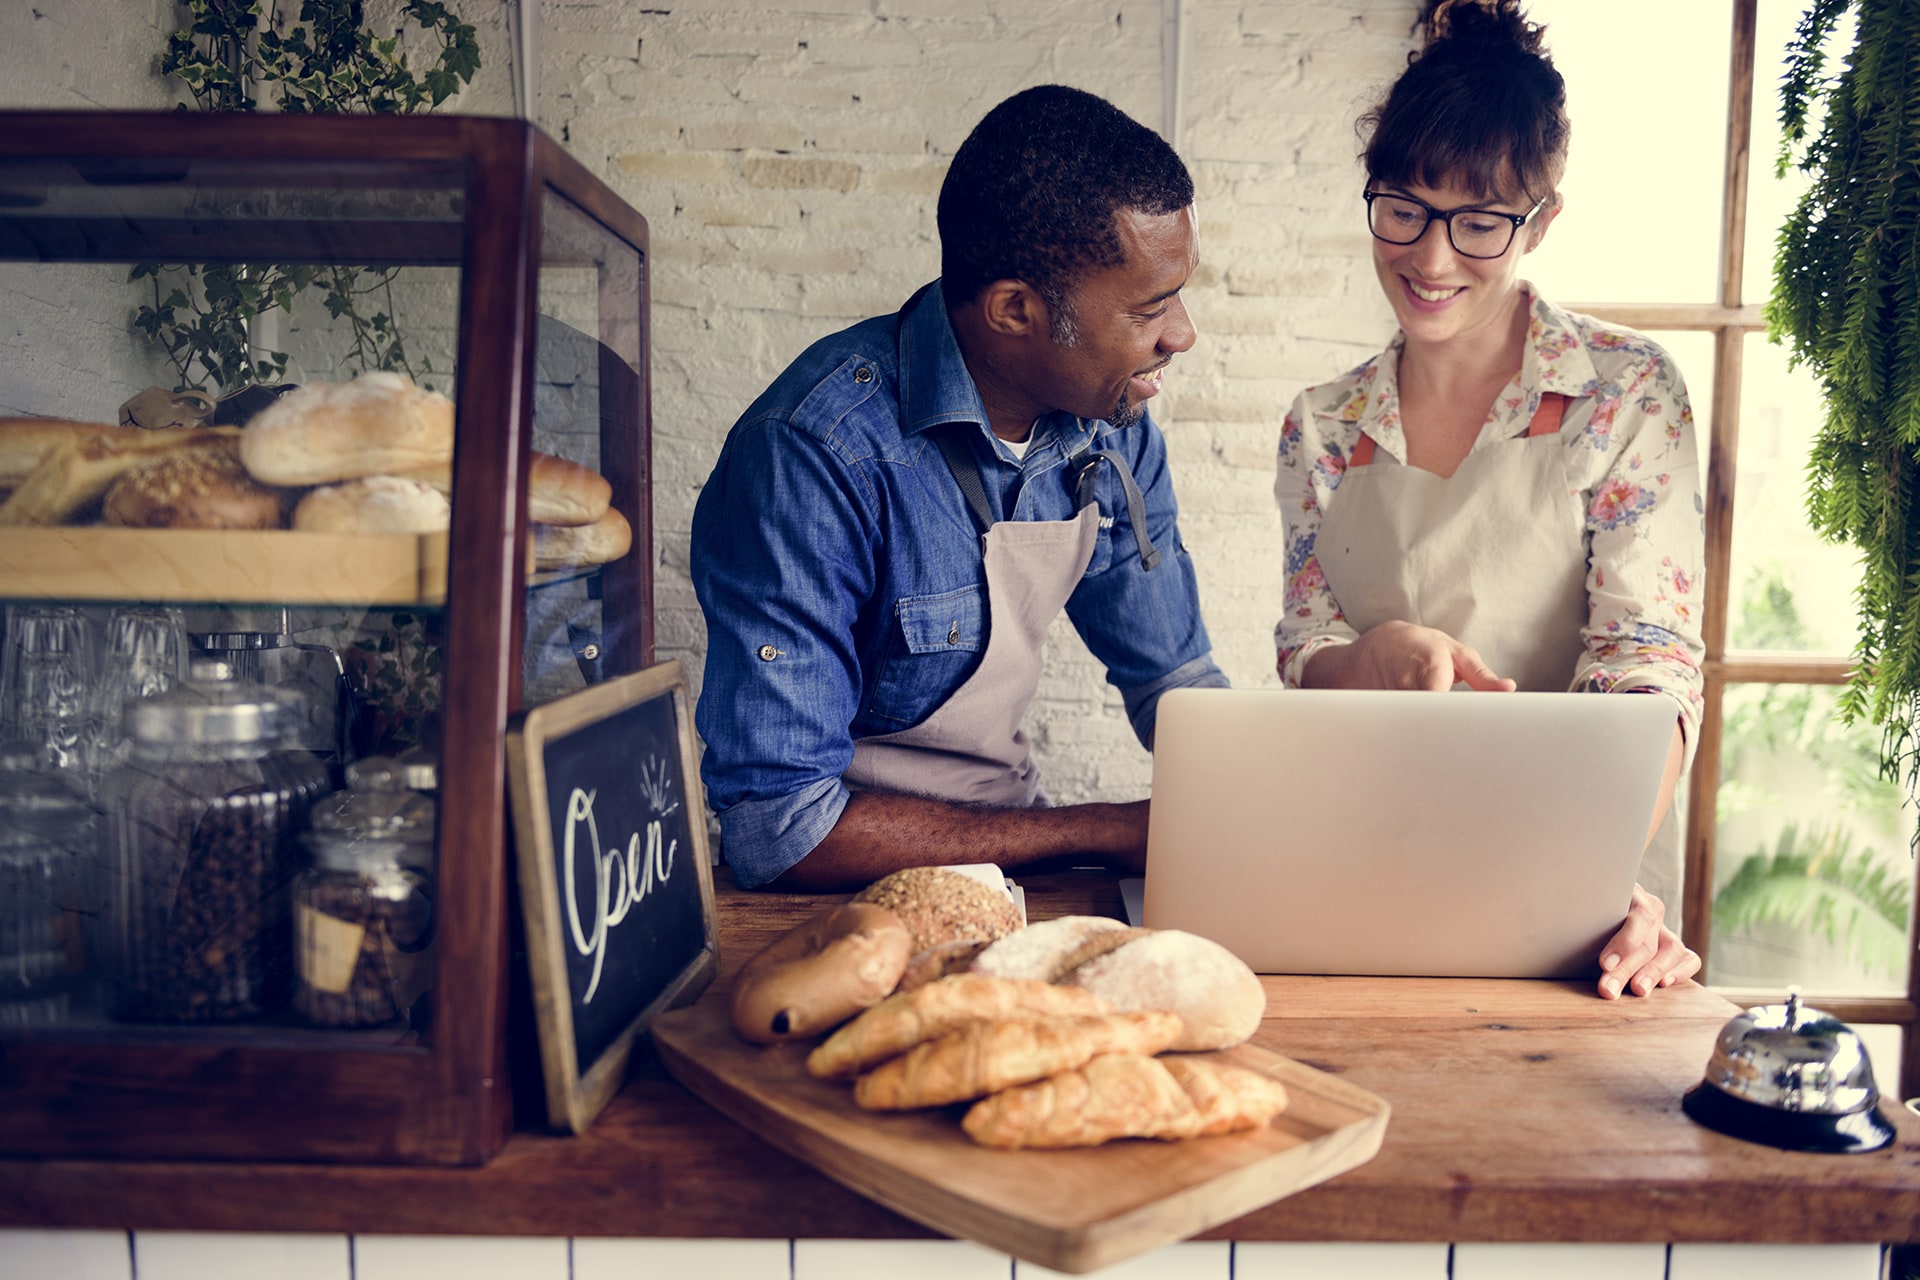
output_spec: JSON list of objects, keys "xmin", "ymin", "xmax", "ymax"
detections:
[{"xmin": 1368, "ymin": 175, "xmax": 1555, "ymax": 353}]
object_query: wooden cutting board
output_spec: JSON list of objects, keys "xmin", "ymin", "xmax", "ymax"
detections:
[{"xmin": 650, "ymin": 1000, "xmax": 1391, "ymax": 1274}]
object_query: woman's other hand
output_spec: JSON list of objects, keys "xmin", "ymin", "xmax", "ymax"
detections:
[
  {"xmin": 1305, "ymin": 619, "xmax": 1518, "ymax": 691},
  {"xmin": 1597, "ymin": 884, "xmax": 1701, "ymax": 998}
]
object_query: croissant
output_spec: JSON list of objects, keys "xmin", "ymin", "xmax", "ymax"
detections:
[
  {"xmin": 961, "ymin": 1053, "xmax": 1290, "ymax": 1150},
  {"xmin": 806, "ymin": 972, "xmax": 1111, "ymax": 1080},
  {"xmin": 852, "ymin": 1009, "xmax": 1183, "ymax": 1111}
]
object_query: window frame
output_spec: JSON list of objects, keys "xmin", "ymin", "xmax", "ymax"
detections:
[{"xmin": 1567, "ymin": 0, "xmax": 1918, "ymax": 1102}]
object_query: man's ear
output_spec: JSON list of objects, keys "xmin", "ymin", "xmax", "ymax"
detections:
[{"xmin": 979, "ymin": 278, "xmax": 1046, "ymax": 339}]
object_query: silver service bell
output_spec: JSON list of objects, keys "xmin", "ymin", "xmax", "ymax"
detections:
[{"xmin": 1680, "ymin": 987, "xmax": 1897, "ymax": 1154}]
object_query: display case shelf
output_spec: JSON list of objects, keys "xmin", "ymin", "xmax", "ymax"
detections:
[{"xmin": 0, "ymin": 111, "xmax": 654, "ymax": 1167}]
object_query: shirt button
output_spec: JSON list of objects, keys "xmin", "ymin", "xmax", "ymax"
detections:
[
  {"xmin": 946, "ymin": 621, "xmax": 960, "ymax": 645},
  {"xmin": 577, "ymin": 643, "xmax": 601, "ymax": 660},
  {"xmin": 853, "ymin": 366, "xmax": 873, "ymax": 384},
  {"xmin": 757, "ymin": 644, "xmax": 780, "ymax": 662}
]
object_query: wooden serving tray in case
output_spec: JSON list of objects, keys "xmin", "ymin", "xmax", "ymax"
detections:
[{"xmin": 650, "ymin": 1000, "xmax": 1391, "ymax": 1275}]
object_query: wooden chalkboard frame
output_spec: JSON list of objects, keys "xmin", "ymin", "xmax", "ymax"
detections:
[{"xmin": 505, "ymin": 661, "xmax": 719, "ymax": 1133}]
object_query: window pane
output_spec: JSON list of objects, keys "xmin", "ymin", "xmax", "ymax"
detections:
[
  {"xmin": 1728, "ymin": 332, "xmax": 1864, "ymax": 654},
  {"xmin": 1746, "ymin": 1, "xmax": 1855, "ymax": 304},
  {"xmin": 1525, "ymin": 1, "xmax": 1728, "ymax": 305},
  {"xmin": 1709, "ymin": 680, "xmax": 1915, "ymax": 997}
]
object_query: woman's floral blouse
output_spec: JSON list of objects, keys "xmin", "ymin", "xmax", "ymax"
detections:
[{"xmin": 1273, "ymin": 286, "xmax": 1706, "ymax": 753}]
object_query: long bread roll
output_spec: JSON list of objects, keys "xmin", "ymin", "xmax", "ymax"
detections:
[
  {"xmin": 806, "ymin": 972, "xmax": 1109, "ymax": 1080},
  {"xmin": 960, "ymin": 1053, "xmax": 1289, "ymax": 1150},
  {"xmin": 852, "ymin": 1009, "xmax": 1183, "ymax": 1110},
  {"xmin": 390, "ymin": 451, "xmax": 612, "ymax": 527},
  {"xmin": 0, "ymin": 417, "xmax": 129, "ymax": 489}
]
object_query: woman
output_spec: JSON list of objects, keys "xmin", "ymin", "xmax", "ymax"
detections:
[{"xmin": 1273, "ymin": 0, "xmax": 1704, "ymax": 998}]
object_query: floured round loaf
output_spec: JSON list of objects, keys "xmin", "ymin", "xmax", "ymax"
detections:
[
  {"xmin": 852, "ymin": 867, "xmax": 1024, "ymax": 954},
  {"xmin": 103, "ymin": 438, "xmax": 288, "ymax": 530},
  {"xmin": 292, "ymin": 475, "xmax": 450, "ymax": 534},
  {"xmin": 1063, "ymin": 929, "xmax": 1265, "ymax": 1051},
  {"xmin": 240, "ymin": 371, "xmax": 454, "ymax": 486},
  {"xmin": 970, "ymin": 915, "xmax": 1134, "ymax": 983}
]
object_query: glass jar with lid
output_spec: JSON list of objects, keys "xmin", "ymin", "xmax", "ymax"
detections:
[
  {"xmin": 0, "ymin": 740, "xmax": 97, "ymax": 1026},
  {"xmin": 293, "ymin": 754, "xmax": 436, "ymax": 1029},
  {"xmin": 103, "ymin": 659, "xmax": 330, "ymax": 1023}
]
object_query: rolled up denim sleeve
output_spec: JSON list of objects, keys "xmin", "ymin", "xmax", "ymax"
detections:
[{"xmin": 691, "ymin": 413, "xmax": 875, "ymax": 886}]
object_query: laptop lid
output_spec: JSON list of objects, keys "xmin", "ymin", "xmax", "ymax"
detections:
[{"xmin": 1140, "ymin": 688, "xmax": 1673, "ymax": 978}]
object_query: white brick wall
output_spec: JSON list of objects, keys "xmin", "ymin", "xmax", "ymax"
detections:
[{"xmin": 541, "ymin": 0, "xmax": 1410, "ymax": 806}]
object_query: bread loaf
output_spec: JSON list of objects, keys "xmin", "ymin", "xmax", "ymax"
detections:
[
  {"xmin": 392, "ymin": 451, "xmax": 612, "ymax": 526},
  {"xmin": 531, "ymin": 506, "xmax": 632, "ymax": 570},
  {"xmin": 851, "ymin": 867, "xmax": 1024, "ymax": 955},
  {"xmin": 240, "ymin": 371, "xmax": 454, "ymax": 486},
  {"xmin": 806, "ymin": 972, "xmax": 1110, "ymax": 1080},
  {"xmin": 102, "ymin": 437, "xmax": 288, "ymax": 530},
  {"xmin": 1064, "ymin": 929, "xmax": 1266, "ymax": 1052},
  {"xmin": 0, "ymin": 417, "xmax": 129, "ymax": 488},
  {"xmin": 0, "ymin": 426, "xmax": 240, "ymax": 526},
  {"xmin": 960, "ymin": 1053, "xmax": 1289, "ymax": 1150},
  {"xmin": 852, "ymin": 1009, "xmax": 1183, "ymax": 1110},
  {"xmin": 292, "ymin": 475, "xmax": 451, "ymax": 534}
]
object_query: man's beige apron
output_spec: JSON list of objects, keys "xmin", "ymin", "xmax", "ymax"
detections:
[
  {"xmin": 1316, "ymin": 392, "xmax": 1683, "ymax": 912},
  {"xmin": 843, "ymin": 456, "xmax": 1102, "ymax": 806}
]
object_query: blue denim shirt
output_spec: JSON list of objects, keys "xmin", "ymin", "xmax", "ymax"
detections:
[{"xmin": 690, "ymin": 283, "xmax": 1227, "ymax": 888}]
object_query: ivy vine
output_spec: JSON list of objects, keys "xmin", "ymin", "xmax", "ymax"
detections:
[
  {"xmin": 1768, "ymin": 0, "xmax": 1920, "ymax": 813},
  {"xmin": 132, "ymin": 0, "xmax": 480, "ymax": 394}
]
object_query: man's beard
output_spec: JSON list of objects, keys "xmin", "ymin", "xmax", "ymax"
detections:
[{"xmin": 1107, "ymin": 389, "xmax": 1143, "ymax": 429}]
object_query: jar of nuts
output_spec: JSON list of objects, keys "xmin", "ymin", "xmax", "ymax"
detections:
[
  {"xmin": 293, "ymin": 756, "xmax": 435, "ymax": 1030},
  {"xmin": 103, "ymin": 659, "xmax": 329, "ymax": 1023}
]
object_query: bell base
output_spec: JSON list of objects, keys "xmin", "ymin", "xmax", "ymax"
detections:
[{"xmin": 1682, "ymin": 1081, "xmax": 1896, "ymax": 1154}]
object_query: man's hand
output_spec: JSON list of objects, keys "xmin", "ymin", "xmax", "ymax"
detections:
[
  {"xmin": 1306, "ymin": 620, "xmax": 1517, "ymax": 692},
  {"xmin": 1597, "ymin": 883, "xmax": 1701, "ymax": 998}
]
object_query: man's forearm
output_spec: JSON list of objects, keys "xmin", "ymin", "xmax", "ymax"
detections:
[{"xmin": 770, "ymin": 790, "xmax": 1150, "ymax": 892}]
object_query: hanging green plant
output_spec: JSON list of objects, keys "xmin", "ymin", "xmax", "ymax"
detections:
[
  {"xmin": 1713, "ymin": 823, "xmax": 1910, "ymax": 979},
  {"xmin": 1769, "ymin": 0, "xmax": 1920, "ymax": 811},
  {"xmin": 132, "ymin": 0, "xmax": 481, "ymax": 394}
]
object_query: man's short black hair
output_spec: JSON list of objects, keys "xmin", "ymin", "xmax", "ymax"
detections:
[{"xmin": 938, "ymin": 85, "xmax": 1193, "ymax": 327}]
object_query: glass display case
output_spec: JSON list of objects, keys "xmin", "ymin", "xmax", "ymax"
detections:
[{"xmin": 0, "ymin": 112, "xmax": 652, "ymax": 1164}]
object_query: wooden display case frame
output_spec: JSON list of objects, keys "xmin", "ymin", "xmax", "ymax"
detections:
[{"xmin": 0, "ymin": 112, "xmax": 653, "ymax": 1166}]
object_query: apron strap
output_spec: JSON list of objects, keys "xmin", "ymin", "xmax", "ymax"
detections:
[
  {"xmin": 1074, "ymin": 448, "xmax": 1161, "ymax": 571},
  {"xmin": 1347, "ymin": 390, "xmax": 1570, "ymax": 469},
  {"xmin": 933, "ymin": 427, "xmax": 996, "ymax": 534}
]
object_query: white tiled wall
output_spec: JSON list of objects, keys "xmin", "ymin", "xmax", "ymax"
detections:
[{"xmin": 0, "ymin": 1232, "xmax": 1891, "ymax": 1279}]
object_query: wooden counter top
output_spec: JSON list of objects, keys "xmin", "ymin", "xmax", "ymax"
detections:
[{"xmin": 1, "ymin": 870, "xmax": 1916, "ymax": 1243}]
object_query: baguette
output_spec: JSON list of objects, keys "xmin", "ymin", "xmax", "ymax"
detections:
[
  {"xmin": 0, "ymin": 417, "xmax": 130, "ymax": 490},
  {"xmin": 531, "ymin": 506, "xmax": 631, "ymax": 570},
  {"xmin": 852, "ymin": 1009, "xmax": 1183, "ymax": 1110},
  {"xmin": 0, "ymin": 426, "xmax": 240, "ymax": 526},
  {"xmin": 960, "ymin": 1053, "xmax": 1289, "ymax": 1150},
  {"xmin": 806, "ymin": 972, "xmax": 1110, "ymax": 1080}
]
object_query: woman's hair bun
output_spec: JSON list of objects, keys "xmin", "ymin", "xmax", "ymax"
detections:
[{"xmin": 1423, "ymin": 0, "xmax": 1547, "ymax": 57}]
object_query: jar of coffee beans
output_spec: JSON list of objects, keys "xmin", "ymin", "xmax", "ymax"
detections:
[
  {"xmin": 103, "ymin": 660, "xmax": 329, "ymax": 1023},
  {"xmin": 293, "ymin": 755, "xmax": 435, "ymax": 1029}
]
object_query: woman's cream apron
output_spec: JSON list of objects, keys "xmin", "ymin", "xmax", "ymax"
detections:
[
  {"xmin": 842, "ymin": 433, "xmax": 1110, "ymax": 806},
  {"xmin": 1316, "ymin": 392, "xmax": 1683, "ymax": 910}
]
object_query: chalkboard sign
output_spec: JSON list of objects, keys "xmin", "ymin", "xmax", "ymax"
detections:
[{"xmin": 506, "ymin": 661, "xmax": 718, "ymax": 1133}]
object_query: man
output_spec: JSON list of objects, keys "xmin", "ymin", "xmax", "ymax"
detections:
[{"xmin": 690, "ymin": 84, "xmax": 1225, "ymax": 891}]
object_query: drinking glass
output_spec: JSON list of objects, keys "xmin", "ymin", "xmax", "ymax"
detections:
[
  {"xmin": 0, "ymin": 605, "xmax": 94, "ymax": 779},
  {"xmin": 87, "ymin": 606, "xmax": 186, "ymax": 787}
]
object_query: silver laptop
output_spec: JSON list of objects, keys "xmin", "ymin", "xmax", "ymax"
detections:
[{"xmin": 1138, "ymin": 688, "xmax": 1673, "ymax": 978}]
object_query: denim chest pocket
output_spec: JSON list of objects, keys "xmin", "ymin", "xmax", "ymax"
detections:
[{"xmin": 868, "ymin": 585, "xmax": 987, "ymax": 726}]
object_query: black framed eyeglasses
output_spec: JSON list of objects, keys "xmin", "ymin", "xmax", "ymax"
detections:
[{"xmin": 1363, "ymin": 191, "xmax": 1545, "ymax": 259}]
